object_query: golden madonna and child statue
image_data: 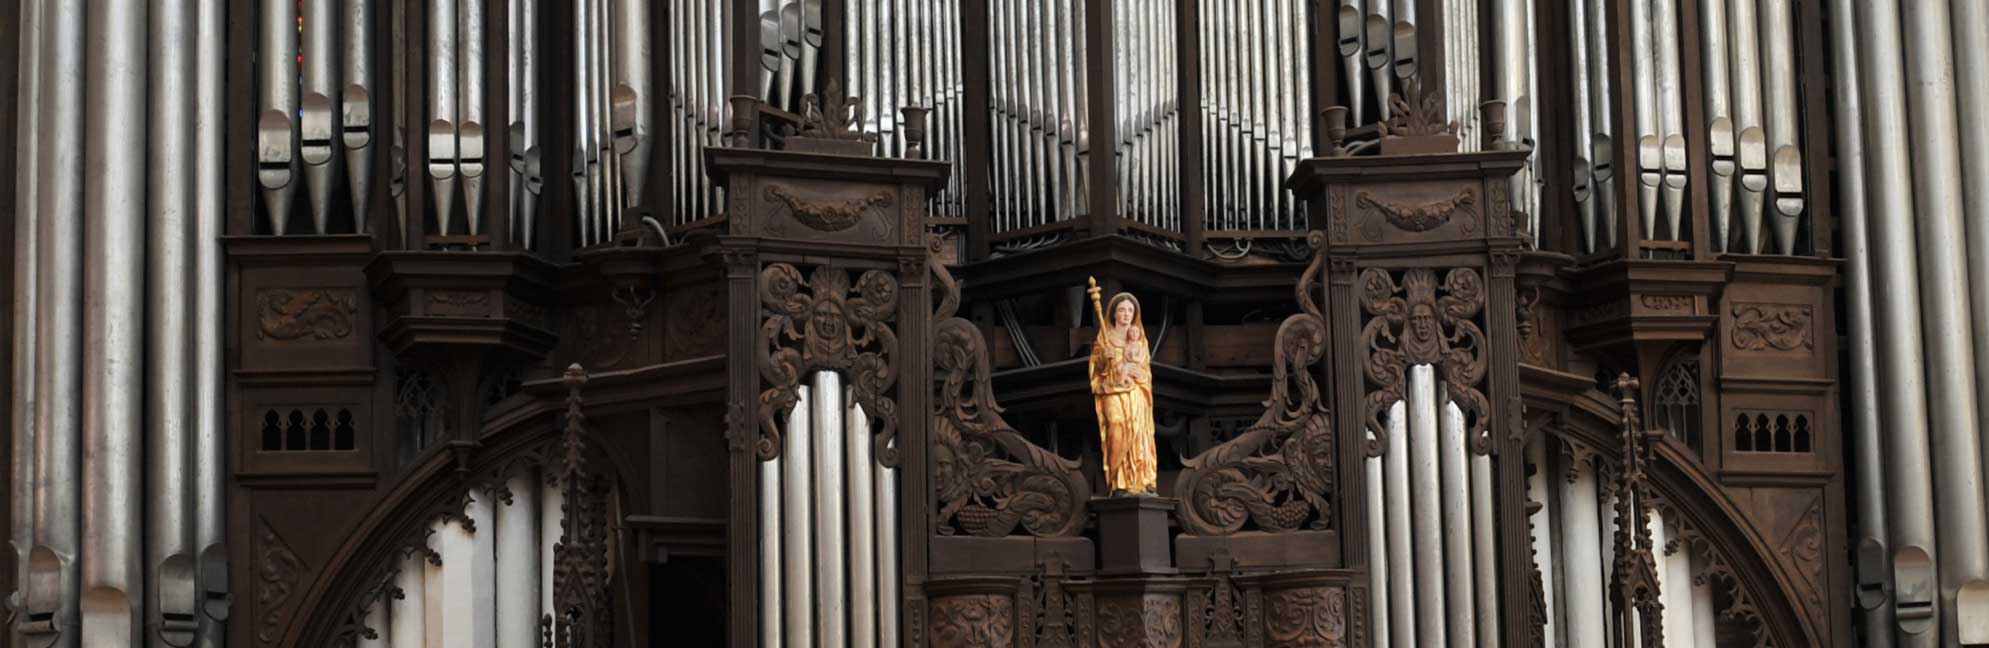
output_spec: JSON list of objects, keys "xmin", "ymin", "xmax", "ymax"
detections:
[{"xmin": 1087, "ymin": 277, "xmax": 1158, "ymax": 496}]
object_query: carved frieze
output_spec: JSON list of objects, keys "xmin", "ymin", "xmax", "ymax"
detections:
[
  {"xmin": 1639, "ymin": 294, "xmax": 1694, "ymax": 313},
  {"xmin": 1356, "ymin": 188, "xmax": 1476, "ymax": 234},
  {"xmin": 1359, "ymin": 266, "xmax": 1492, "ymax": 455},
  {"xmin": 1263, "ymin": 586, "xmax": 1346, "ymax": 648},
  {"xmin": 1730, "ymin": 302, "xmax": 1814, "ymax": 351},
  {"xmin": 1098, "ymin": 594, "xmax": 1183, "ymax": 648},
  {"xmin": 757, "ymin": 262, "xmax": 901, "ymax": 463},
  {"xmin": 256, "ymin": 288, "xmax": 358, "ymax": 341},
  {"xmin": 1778, "ymin": 496, "xmax": 1828, "ymax": 635},
  {"xmin": 930, "ymin": 594, "xmax": 1017, "ymax": 648},
  {"xmin": 1177, "ymin": 233, "xmax": 1336, "ymax": 535},
  {"xmin": 762, "ymin": 182, "xmax": 894, "ymax": 233},
  {"xmin": 257, "ymin": 517, "xmax": 308, "ymax": 644},
  {"xmin": 426, "ymin": 289, "xmax": 491, "ymax": 317}
]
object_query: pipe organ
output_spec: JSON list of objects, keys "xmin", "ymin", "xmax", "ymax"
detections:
[
  {"xmin": 670, "ymin": 0, "xmax": 731, "ymax": 230},
  {"xmin": 358, "ymin": 478, "xmax": 566, "ymax": 648},
  {"xmin": 843, "ymin": 0, "xmax": 966, "ymax": 219},
  {"xmin": 1202, "ymin": 0, "xmax": 1312, "ymax": 238},
  {"xmin": 986, "ymin": 0, "xmax": 1092, "ymax": 237}
]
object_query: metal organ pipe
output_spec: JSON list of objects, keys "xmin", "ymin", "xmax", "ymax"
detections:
[
  {"xmin": 431, "ymin": 0, "xmax": 462, "ymax": 237},
  {"xmin": 1902, "ymin": 0, "xmax": 1989, "ymax": 640},
  {"xmin": 1438, "ymin": 401, "xmax": 1474, "ymax": 647},
  {"xmin": 813, "ymin": 372, "xmax": 848, "ymax": 647},
  {"xmin": 1407, "ymin": 367, "xmax": 1447, "ymax": 645},
  {"xmin": 1364, "ymin": 0, "xmax": 1392, "ymax": 121},
  {"xmin": 1727, "ymin": 0, "xmax": 1767, "ymax": 253},
  {"xmin": 1494, "ymin": 0, "xmax": 1535, "ymax": 241},
  {"xmin": 1628, "ymin": 0, "xmax": 1660, "ymax": 241},
  {"xmin": 460, "ymin": 0, "xmax": 489, "ymax": 239},
  {"xmin": 1830, "ymin": 0, "xmax": 1893, "ymax": 641},
  {"xmin": 10, "ymin": 0, "xmax": 42, "ymax": 642},
  {"xmin": 258, "ymin": 0, "xmax": 300, "ymax": 234},
  {"xmin": 1524, "ymin": 435, "xmax": 1558, "ymax": 648},
  {"xmin": 495, "ymin": 475, "xmax": 540, "ymax": 648},
  {"xmin": 759, "ymin": 415, "xmax": 784, "ymax": 648},
  {"xmin": 1382, "ymin": 401, "xmax": 1415, "ymax": 645},
  {"xmin": 148, "ymin": 0, "xmax": 200, "ymax": 642},
  {"xmin": 302, "ymin": 0, "xmax": 339, "ymax": 234},
  {"xmin": 1470, "ymin": 451, "xmax": 1497, "ymax": 648},
  {"xmin": 1653, "ymin": 0, "xmax": 1687, "ymax": 241},
  {"xmin": 846, "ymin": 397, "xmax": 877, "ymax": 647},
  {"xmin": 1568, "ymin": 0, "xmax": 1596, "ymax": 252},
  {"xmin": 1556, "ymin": 443, "xmax": 1605, "ymax": 647},
  {"xmin": 1854, "ymin": 0, "xmax": 1939, "ymax": 639},
  {"xmin": 1338, "ymin": 0, "xmax": 1364, "ymax": 126},
  {"xmin": 781, "ymin": 385, "xmax": 815, "ymax": 647},
  {"xmin": 1581, "ymin": 0, "xmax": 1616, "ymax": 249},
  {"xmin": 1700, "ymin": 0, "xmax": 1734, "ymax": 252},
  {"xmin": 670, "ymin": 0, "xmax": 728, "ymax": 227},
  {"xmin": 1365, "ymin": 450, "xmax": 1391, "ymax": 648},
  {"xmin": 509, "ymin": 0, "xmax": 539, "ymax": 247},
  {"xmin": 1759, "ymin": 0, "xmax": 1802, "ymax": 253},
  {"xmin": 1959, "ymin": 0, "xmax": 1989, "ymax": 635},
  {"xmin": 346, "ymin": 0, "xmax": 374, "ymax": 235}
]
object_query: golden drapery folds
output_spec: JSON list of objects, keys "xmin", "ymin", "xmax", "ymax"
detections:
[{"xmin": 1088, "ymin": 278, "xmax": 1158, "ymax": 495}]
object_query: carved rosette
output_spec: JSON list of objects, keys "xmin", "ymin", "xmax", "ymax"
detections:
[
  {"xmin": 1176, "ymin": 232, "xmax": 1336, "ymax": 536},
  {"xmin": 1097, "ymin": 594, "xmax": 1183, "ymax": 648},
  {"xmin": 757, "ymin": 262, "xmax": 902, "ymax": 464},
  {"xmin": 1359, "ymin": 266, "xmax": 1492, "ymax": 455},
  {"xmin": 930, "ymin": 240, "xmax": 1091, "ymax": 538},
  {"xmin": 1263, "ymin": 587, "xmax": 1347, "ymax": 647},
  {"xmin": 930, "ymin": 594, "xmax": 1018, "ymax": 648}
]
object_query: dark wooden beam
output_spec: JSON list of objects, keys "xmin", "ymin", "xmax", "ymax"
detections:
[
  {"xmin": 963, "ymin": 0, "xmax": 994, "ymax": 260},
  {"xmin": 1083, "ymin": 0, "xmax": 1119, "ymax": 238},
  {"xmin": 1177, "ymin": 0, "xmax": 1206, "ymax": 255}
]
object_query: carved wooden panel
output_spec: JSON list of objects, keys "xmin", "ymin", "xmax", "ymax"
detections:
[
  {"xmin": 238, "ymin": 385, "xmax": 375, "ymax": 476},
  {"xmin": 1097, "ymin": 593, "xmax": 1183, "ymax": 648},
  {"xmin": 1328, "ymin": 178, "xmax": 1493, "ymax": 246},
  {"xmin": 930, "ymin": 592, "xmax": 1018, "ymax": 648},
  {"xmin": 1261, "ymin": 586, "xmax": 1346, "ymax": 648},
  {"xmin": 239, "ymin": 280, "xmax": 373, "ymax": 373}
]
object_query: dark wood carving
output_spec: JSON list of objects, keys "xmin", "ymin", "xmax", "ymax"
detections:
[
  {"xmin": 1359, "ymin": 267, "xmax": 1491, "ymax": 455},
  {"xmin": 756, "ymin": 262, "xmax": 901, "ymax": 464},
  {"xmin": 1098, "ymin": 594, "xmax": 1183, "ymax": 648},
  {"xmin": 548, "ymin": 366, "xmax": 614, "ymax": 648},
  {"xmin": 1262, "ymin": 586, "xmax": 1346, "ymax": 647},
  {"xmin": 763, "ymin": 183, "xmax": 894, "ymax": 232},
  {"xmin": 1175, "ymin": 232, "xmax": 1335, "ymax": 536},
  {"xmin": 1607, "ymin": 376, "xmax": 1667, "ymax": 648},
  {"xmin": 256, "ymin": 288, "xmax": 358, "ymax": 340},
  {"xmin": 930, "ymin": 243, "xmax": 1091, "ymax": 537},
  {"xmin": 1356, "ymin": 189, "xmax": 1475, "ymax": 234},
  {"xmin": 929, "ymin": 593, "xmax": 1018, "ymax": 648},
  {"xmin": 256, "ymin": 517, "xmax": 308, "ymax": 644},
  {"xmin": 1729, "ymin": 302, "xmax": 1814, "ymax": 351}
]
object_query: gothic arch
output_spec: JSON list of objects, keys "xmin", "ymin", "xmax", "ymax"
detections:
[{"xmin": 1525, "ymin": 374, "xmax": 1819, "ymax": 647}]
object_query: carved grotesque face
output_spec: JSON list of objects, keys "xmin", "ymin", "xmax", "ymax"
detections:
[
  {"xmin": 1115, "ymin": 300, "xmax": 1136, "ymax": 328},
  {"xmin": 1409, "ymin": 302, "xmax": 1438, "ymax": 342},
  {"xmin": 812, "ymin": 299, "xmax": 844, "ymax": 340}
]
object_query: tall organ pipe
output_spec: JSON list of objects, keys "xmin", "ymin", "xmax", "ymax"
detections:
[
  {"xmin": 1728, "ymin": 0, "xmax": 1766, "ymax": 253},
  {"xmin": 1364, "ymin": 0, "xmax": 1391, "ymax": 121},
  {"xmin": 1854, "ymin": 0, "xmax": 1939, "ymax": 640},
  {"xmin": 876, "ymin": 460, "xmax": 900, "ymax": 647},
  {"xmin": 781, "ymin": 386, "xmax": 814, "ymax": 647},
  {"xmin": 847, "ymin": 397, "xmax": 877, "ymax": 647},
  {"xmin": 1494, "ymin": 0, "xmax": 1535, "ymax": 238},
  {"xmin": 1902, "ymin": 0, "xmax": 1989, "ymax": 640},
  {"xmin": 1470, "ymin": 452, "xmax": 1497, "ymax": 648},
  {"xmin": 812, "ymin": 372, "xmax": 848, "ymax": 647},
  {"xmin": 1653, "ymin": 0, "xmax": 1686, "ymax": 241},
  {"xmin": 81, "ymin": 0, "xmax": 148, "ymax": 639},
  {"xmin": 1337, "ymin": 0, "xmax": 1364, "ymax": 125},
  {"xmin": 461, "ymin": 0, "xmax": 490, "ymax": 239},
  {"xmin": 1365, "ymin": 453, "xmax": 1391, "ymax": 647},
  {"xmin": 1759, "ymin": 0, "xmax": 1802, "ymax": 253},
  {"xmin": 301, "ymin": 0, "xmax": 339, "ymax": 234},
  {"xmin": 760, "ymin": 404, "xmax": 787, "ymax": 648},
  {"xmin": 1407, "ymin": 367, "xmax": 1447, "ymax": 645},
  {"xmin": 1568, "ymin": 0, "xmax": 1595, "ymax": 252},
  {"xmin": 1556, "ymin": 443, "xmax": 1605, "ymax": 647},
  {"xmin": 345, "ymin": 0, "xmax": 373, "ymax": 235},
  {"xmin": 1581, "ymin": 0, "xmax": 1615, "ymax": 248},
  {"xmin": 10, "ymin": 1, "xmax": 42, "ymax": 643},
  {"xmin": 257, "ymin": 0, "xmax": 299, "ymax": 234},
  {"xmin": 1954, "ymin": 9, "xmax": 1989, "ymax": 620},
  {"xmin": 1438, "ymin": 402, "xmax": 1474, "ymax": 647},
  {"xmin": 1832, "ymin": 0, "xmax": 1892, "ymax": 642},
  {"xmin": 612, "ymin": 0, "xmax": 652, "ymax": 213},
  {"xmin": 1700, "ymin": 0, "xmax": 1734, "ymax": 252},
  {"xmin": 148, "ymin": 0, "xmax": 199, "ymax": 642},
  {"xmin": 495, "ymin": 474, "xmax": 540, "ymax": 648},
  {"xmin": 1525, "ymin": 436, "xmax": 1558, "ymax": 647},
  {"xmin": 509, "ymin": 0, "xmax": 539, "ymax": 247},
  {"xmin": 1628, "ymin": 0, "xmax": 1659, "ymax": 241}
]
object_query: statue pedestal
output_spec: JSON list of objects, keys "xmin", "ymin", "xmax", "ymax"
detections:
[{"xmin": 1092, "ymin": 496, "xmax": 1178, "ymax": 576}]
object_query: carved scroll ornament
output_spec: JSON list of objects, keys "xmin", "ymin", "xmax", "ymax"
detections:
[
  {"xmin": 257, "ymin": 518, "xmax": 308, "ymax": 644},
  {"xmin": 257, "ymin": 288, "xmax": 358, "ymax": 341},
  {"xmin": 1265, "ymin": 587, "xmax": 1348, "ymax": 647},
  {"xmin": 764, "ymin": 184, "xmax": 894, "ymax": 232},
  {"xmin": 930, "ymin": 239, "xmax": 1091, "ymax": 538},
  {"xmin": 757, "ymin": 263, "xmax": 902, "ymax": 465},
  {"xmin": 1097, "ymin": 595, "xmax": 1182, "ymax": 648},
  {"xmin": 1730, "ymin": 302, "xmax": 1813, "ymax": 351},
  {"xmin": 1176, "ymin": 232, "xmax": 1337, "ymax": 536},
  {"xmin": 1359, "ymin": 266, "xmax": 1492, "ymax": 456},
  {"xmin": 1356, "ymin": 188, "xmax": 1475, "ymax": 233},
  {"xmin": 929, "ymin": 594, "xmax": 1017, "ymax": 648}
]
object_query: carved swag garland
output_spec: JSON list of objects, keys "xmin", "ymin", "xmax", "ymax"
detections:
[
  {"xmin": 756, "ymin": 262, "xmax": 903, "ymax": 466},
  {"xmin": 1359, "ymin": 266, "xmax": 1492, "ymax": 456},
  {"xmin": 929, "ymin": 239, "xmax": 1091, "ymax": 538},
  {"xmin": 1175, "ymin": 231, "xmax": 1338, "ymax": 536}
]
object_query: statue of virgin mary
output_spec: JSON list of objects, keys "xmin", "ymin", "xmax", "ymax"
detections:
[{"xmin": 1087, "ymin": 277, "xmax": 1157, "ymax": 496}]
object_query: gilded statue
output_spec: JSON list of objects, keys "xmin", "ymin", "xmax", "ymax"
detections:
[{"xmin": 1088, "ymin": 277, "xmax": 1157, "ymax": 496}]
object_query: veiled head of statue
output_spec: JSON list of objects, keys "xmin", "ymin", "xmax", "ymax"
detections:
[{"xmin": 1108, "ymin": 292, "xmax": 1143, "ymax": 337}]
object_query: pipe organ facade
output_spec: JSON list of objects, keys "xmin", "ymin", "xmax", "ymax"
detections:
[{"xmin": 0, "ymin": 0, "xmax": 1982, "ymax": 646}]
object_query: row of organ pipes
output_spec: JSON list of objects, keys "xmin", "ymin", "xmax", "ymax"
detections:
[
  {"xmin": 1837, "ymin": 0, "xmax": 1989, "ymax": 644},
  {"xmin": 838, "ymin": 0, "xmax": 967, "ymax": 220},
  {"xmin": 11, "ymin": 0, "xmax": 231, "ymax": 644},
  {"xmin": 757, "ymin": 375, "xmax": 902, "ymax": 648},
  {"xmin": 354, "ymin": 473, "xmax": 569, "ymax": 648}
]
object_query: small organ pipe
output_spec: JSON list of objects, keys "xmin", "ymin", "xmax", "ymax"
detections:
[
  {"xmin": 431, "ymin": 0, "xmax": 461, "ymax": 237},
  {"xmin": 781, "ymin": 386, "xmax": 814, "ymax": 647},
  {"xmin": 759, "ymin": 445, "xmax": 782, "ymax": 647},
  {"xmin": 1902, "ymin": 0, "xmax": 1989, "ymax": 637},
  {"xmin": 877, "ymin": 462, "xmax": 900, "ymax": 647},
  {"xmin": 1438, "ymin": 402, "xmax": 1474, "ymax": 647},
  {"xmin": 258, "ymin": 0, "xmax": 299, "ymax": 234},
  {"xmin": 1700, "ymin": 0, "xmax": 1733, "ymax": 251},
  {"xmin": 1364, "ymin": 0, "xmax": 1391, "ymax": 121},
  {"xmin": 1383, "ymin": 401, "xmax": 1415, "ymax": 646},
  {"xmin": 1728, "ymin": 0, "xmax": 1766, "ymax": 253},
  {"xmin": 301, "ymin": 0, "xmax": 339, "ymax": 234},
  {"xmin": 1759, "ymin": 0, "xmax": 1802, "ymax": 253},
  {"xmin": 1470, "ymin": 453, "xmax": 1498, "ymax": 648},
  {"xmin": 346, "ymin": 0, "xmax": 374, "ymax": 235}
]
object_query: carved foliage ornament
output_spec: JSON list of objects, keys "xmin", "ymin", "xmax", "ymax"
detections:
[
  {"xmin": 1264, "ymin": 587, "xmax": 1347, "ymax": 648},
  {"xmin": 1730, "ymin": 302, "xmax": 1813, "ymax": 351},
  {"xmin": 1356, "ymin": 188, "xmax": 1476, "ymax": 234},
  {"xmin": 1360, "ymin": 267, "xmax": 1491, "ymax": 456},
  {"xmin": 764, "ymin": 184, "xmax": 895, "ymax": 232},
  {"xmin": 930, "ymin": 238, "xmax": 1091, "ymax": 538},
  {"xmin": 1176, "ymin": 232, "xmax": 1336, "ymax": 536},
  {"xmin": 257, "ymin": 517, "xmax": 308, "ymax": 644},
  {"xmin": 758, "ymin": 263, "xmax": 902, "ymax": 465},
  {"xmin": 930, "ymin": 594, "xmax": 1017, "ymax": 648},
  {"xmin": 257, "ymin": 288, "xmax": 358, "ymax": 341},
  {"xmin": 1097, "ymin": 595, "xmax": 1182, "ymax": 648}
]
